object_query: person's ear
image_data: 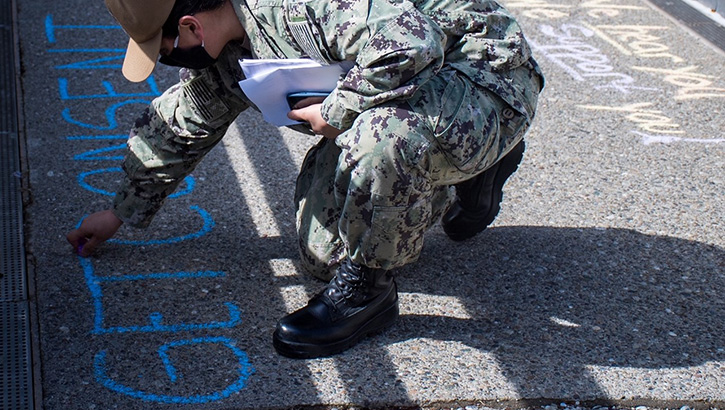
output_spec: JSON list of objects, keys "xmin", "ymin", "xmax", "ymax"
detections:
[{"xmin": 177, "ymin": 15, "xmax": 205, "ymax": 42}]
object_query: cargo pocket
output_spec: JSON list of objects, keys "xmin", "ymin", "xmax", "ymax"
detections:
[
  {"xmin": 409, "ymin": 71, "xmax": 501, "ymax": 175},
  {"xmin": 436, "ymin": 76, "xmax": 501, "ymax": 174},
  {"xmin": 365, "ymin": 199, "xmax": 430, "ymax": 268}
]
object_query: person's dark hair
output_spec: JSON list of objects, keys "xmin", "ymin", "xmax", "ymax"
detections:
[{"xmin": 161, "ymin": 0, "xmax": 228, "ymax": 38}]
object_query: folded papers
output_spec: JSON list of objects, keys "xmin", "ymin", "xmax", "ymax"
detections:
[{"xmin": 238, "ymin": 58, "xmax": 353, "ymax": 126}]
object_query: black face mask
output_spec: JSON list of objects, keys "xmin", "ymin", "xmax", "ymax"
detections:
[{"xmin": 159, "ymin": 37, "xmax": 217, "ymax": 69}]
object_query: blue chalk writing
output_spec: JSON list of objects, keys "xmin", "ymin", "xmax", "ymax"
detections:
[
  {"xmin": 45, "ymin": 15, "xmax": 121, "ymax": 43},
  {"xmin": 79, "ymin": 256, "xmax": 241, "ymax": 334},
  {"xmin": 94, "ymin": 337, "xmax": 254, "ymax": 404},
  {"xmin": 49, "ymin": 48, "xmax": 125, "ymax": 70},
  {"xmin": 107, "ymin": 206, "xmax": 213, "ymax": 246},
  {"xmin": 62, "ymin": 99, "xmax": 151, "ymax": 130},
  {"xmin": 95, "ymin": 271, "xmax": 228, "ymax": 282},
  {"xmin": 77, "ymin": 167, "xmax": 195, "ymax": 199},
  {"xmin": 74, "ymin": 143, "xmax": 126, "ymax": 161},
  {"xmin": 75, "ymin": 204, "xmax": 210, "ymax": 246},
  {"xmin": 54, "ymin": 11, "xmax": 253, "ymax": 404},
  {"xmin": 48, "ymin": 48, "xmax": 126, "ymax": 53},
  {"xmin": 156, "ymin": 337, "xmax": 251, "ymax": 383},
  {"xmin": 55, "ymin": 55, "xmax": 124, "ymax": 70},
  {"xmin": 77, "ymin": 167, "xmax": 124, "ymax": 196},
  {"xmin": 58, "ymin": 79, "xmax": 159, "ymax": 100},
  {"xmin": 66, "ymin": 134, "xmax": 127, "ymax": 141},
  {"xmin": 93, "ymin": 301, "xmax": 241, "ymax": 334}
]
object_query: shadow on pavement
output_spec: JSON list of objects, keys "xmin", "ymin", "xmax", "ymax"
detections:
[
  {"xmin": 208, "ymin": 121, "xmax": 723, "ymax": 405},
  {"xmin": 376, "ymin": 225, "xmax": 724, "ymax": 404}
]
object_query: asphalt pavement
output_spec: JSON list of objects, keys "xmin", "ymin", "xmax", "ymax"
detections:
[{"xmin": 2, "ymin": 0, "xmax": 724, "ymax": 409}]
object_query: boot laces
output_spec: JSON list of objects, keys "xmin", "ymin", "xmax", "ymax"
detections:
[{"xmin": 326, "ymin": 261, "xmax": 364, "ymax": 302}]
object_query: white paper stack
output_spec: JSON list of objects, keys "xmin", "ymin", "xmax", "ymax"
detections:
[{"xmin": 238, "ymin": 59, "xmax": 353, "ymax": 126}]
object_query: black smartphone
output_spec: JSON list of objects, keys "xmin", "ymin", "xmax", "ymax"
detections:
[{"xmin": 287, "ymin": 91, "xmax": 329, "ymax": 109}]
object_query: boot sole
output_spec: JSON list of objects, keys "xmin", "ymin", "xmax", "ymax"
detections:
[{"xmin": 272, "ymin": 297, "xmax": 400, "ymax": 359}]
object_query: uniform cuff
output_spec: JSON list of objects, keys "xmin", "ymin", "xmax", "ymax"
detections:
[
  {"xmin": 111, "ymin": 182, "xmax": 159, "ymax": 228},
  {"xmin": 321, "ymin": 90, "xmax": 359, "ymax": 131}
]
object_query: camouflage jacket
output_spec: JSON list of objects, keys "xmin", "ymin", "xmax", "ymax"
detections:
[{"xmin": 112, "ymin": 0, "xmax": 544, "ymax": 228}]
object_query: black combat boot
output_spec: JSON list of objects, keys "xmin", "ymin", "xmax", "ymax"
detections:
[
  {"xmin": 441, "ymin": 140, "xmax": 525, "ymax": 241},
  {"xmin": 273, "ymin": 258, "xmax": 399, "ymax": 359}
]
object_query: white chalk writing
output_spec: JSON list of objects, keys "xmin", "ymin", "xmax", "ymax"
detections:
[
  {"xmin": 530, "ymin": 23, "xmax": 659, "ymax": 94},
  {"xmin": 632, "ymin": 65, "xmax": 725, "ymax": 100},
  {"xmin": 579, "ymin": 102, "xmax": 685, "ymax": 135},
  {"xmin": 632, "ymin": 131, "xmax": 725, "ymax": 145}
]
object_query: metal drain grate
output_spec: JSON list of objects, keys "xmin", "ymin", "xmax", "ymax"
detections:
[
  {"xmin": 1, "ymin": 0, "xmax": 34, "ymax": 408},
  {"xmin": 1, "ymin": 303, "xmax": 32, "ymax": 410},
  {"xmin": 647, "ymin": 0, "xmax": 725, "ymax": 52},
  {"xmin": 1, "ymin": 0, "xmax": 25, "ymax": 302},
  {"xmin": 0, "ymin": 125, "xmax": 25, "ymax": 303}
]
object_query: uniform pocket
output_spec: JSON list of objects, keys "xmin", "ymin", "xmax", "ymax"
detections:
[
  {"xmin": 366, "ymin": 199, "xmax": 430, "ymax": 268},
  {"xmin": 433, "ymin": 74, "xmax": 468, "ymax": 137},
  {"xmin": 431, "ymin": 75, "xmax": 500, "ymax": 174}
]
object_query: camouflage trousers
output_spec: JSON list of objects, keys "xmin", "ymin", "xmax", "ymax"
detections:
[{"xmin": 295, "ymin": 67, "xmax": 536, "ymax": 280}]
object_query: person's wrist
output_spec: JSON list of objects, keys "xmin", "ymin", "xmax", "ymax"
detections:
[{"xmin": 109, "ymin": 208, "xmax": 125, "ymax": 226}]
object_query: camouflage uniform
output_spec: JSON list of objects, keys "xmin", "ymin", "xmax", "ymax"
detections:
[{"xmin": 112, "ymin": 0, "xmax": 544, "ymax": 280}]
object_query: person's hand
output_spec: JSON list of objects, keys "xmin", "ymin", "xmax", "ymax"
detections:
[
  {"xmin": 288, "ymin": 97, "xmax": 342, "ymax": 139},
  {"xmin": 66, "ymin": 210, "xmax": 123, "ymax": 257}
]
